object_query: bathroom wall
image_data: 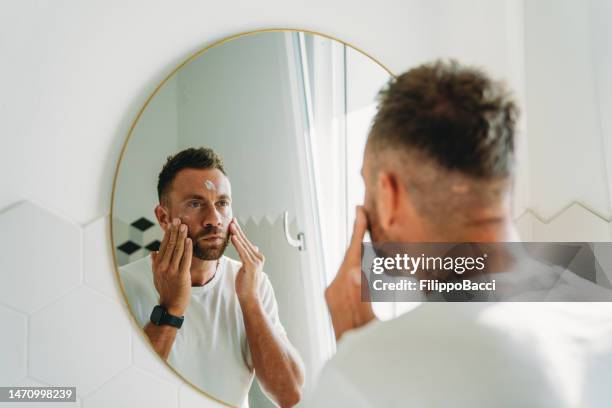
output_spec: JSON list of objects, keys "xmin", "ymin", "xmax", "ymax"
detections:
[{"xmin": 1, "ymin": 1, "xmax": 611, "ymax": 407}]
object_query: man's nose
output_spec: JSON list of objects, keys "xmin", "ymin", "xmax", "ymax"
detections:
[{"xmin": 202, "ymin": 205, "xmax": 223, "ymax": 227}]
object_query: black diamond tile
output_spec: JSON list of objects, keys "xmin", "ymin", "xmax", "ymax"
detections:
[
  {"xmin": 117, "ymin": 240, "xmax": 142, "ymax": 255},
  {"xmin": 145, "ymin": 240, "xmax": 161, "ymax": 252},
  {"xmin": 131, "ymin": 217, "xmax": 155, "ymax": 232}
]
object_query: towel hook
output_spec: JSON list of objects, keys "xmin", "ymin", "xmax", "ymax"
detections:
[{"xmin": 283, "ymin": 211, "xmax": 305, "ymax": 251}]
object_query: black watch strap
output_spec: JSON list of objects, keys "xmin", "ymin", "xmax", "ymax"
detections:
[{"xmin": 150, "ymin": 305, "xmax": 184, "ymax": 329}]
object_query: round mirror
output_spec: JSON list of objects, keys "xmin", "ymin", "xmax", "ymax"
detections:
[{"xmin": 111, "ymin": 29, "xmax": 392, "ymax": 407}]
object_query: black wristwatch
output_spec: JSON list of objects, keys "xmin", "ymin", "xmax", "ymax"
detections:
[{"xmin": 150, "ymin": 305, "xmax": 184, "ymax": 329}]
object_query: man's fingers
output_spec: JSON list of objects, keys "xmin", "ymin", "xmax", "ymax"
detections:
[
  {"xmin": 344, "ymin": 206, "xmax": 368, "ymax": 263},
  {"xmin": 231, "ymin": 229, "xmax": 254, "ymax": 263},
  {"xmin": 231, "ymin": 219, "xmax": 263, "ymax": 260},
  {"xmin": 160, "ymin": 220, "xmax": 179, "ymax": 269},
  {"xmin": 151, "ymin": 251, "xmax": 161, "ymax": 272},
  {"xmin": 151, "ymin": 252, "xmax": 160, "ymax": 282},
  {"xmin": 231, "ymin": 233, "xmax": 255, "ymax": 265},
  {"xmin": 230, "ymin": 233, "xmax": 247, "ymax": 263},
  {"xmin": 179, "ymin": 238, "xmax": 193, "ymax": 276},
  {"xmin": 350, "ymin": 206, "xmax": 368, "ymax": 249},
  {"xmin": 348, "ymin": 265, "xmax": 362, "ymax": 286},
  {"xmin": 170, "ymin": 224, "xmax": 188, "ymax": 273},
  {"xmin": 156, "ymin": 222, "xmax": 172, "ymax": 262}
]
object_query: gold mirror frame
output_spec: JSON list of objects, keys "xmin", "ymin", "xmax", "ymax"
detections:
[{"xmin": 109, "ymin": 28, "xmax": 394, "ymax": 407}]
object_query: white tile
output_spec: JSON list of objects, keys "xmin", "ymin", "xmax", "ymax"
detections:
[
  {"xmin": 534, "ymin": 203, "xmax": 611, "ymax": 242},
  {"xmin": 0, "ymin": 304, "xmax": 27, "ymax": 385},
  {"xmin": 116, "ymin": 249, "xmax": 146, "ymax": 268},
  {"xmin": 179, "ymin": 383, "xmax": 226, "ymax": 408},
  {"xmin": 129, "ymin": 223, "xmax": 162, "ymax": 248},
  {"xmin": 29, "ymin": 287, "xmax": 131, "ymax": 395},
  {"xmin": 9, "ymin": 377, "xmax": 46, "ymax": 386},
  {"xmin": 0, "ymin": 201, "xmax": 81, "ymax": 313},
  {"xmin": 111, "ymin": 218, "xmax": 129, "ymax": 244},
  {"xmin": 83, "ymin": 215, "xmax": 122, "ymax": 301},
  {"xmin": 82, "ymin": 367, "xmax": 177, "ymax": 408},
  {"xmin": 514, "ymin": 211, "xmax": 535, "ymax": 241},
  {"xmin": 1, "ymin": 377, "xmax": 81, "ymax": 408}
]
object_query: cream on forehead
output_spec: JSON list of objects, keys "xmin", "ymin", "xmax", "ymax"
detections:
[{"xmin": 204, "ymin": 179, "xmax": 216, "ymax": 191}]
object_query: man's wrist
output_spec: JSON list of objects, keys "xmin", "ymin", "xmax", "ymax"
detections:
[{"xmin": 159, "ymin": 302, "xmax": 185, "ymax": 317}]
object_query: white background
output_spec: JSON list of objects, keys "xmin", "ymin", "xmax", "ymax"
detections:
[{"xmin": 1, "ymin": 1, "xmax": 611, "ymax": 407}]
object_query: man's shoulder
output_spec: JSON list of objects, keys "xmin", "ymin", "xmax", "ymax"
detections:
[
  {"xmin": 325, "ymin": 303, "xmax": 526, "ymax": 385},
  {"xmin": 120, "ymin": 255, "xmax": 151, "ymax": 269},
  {"xmin": 316, "ymin": 303, "xmax": 565, "ymax": 407},
  {"xmin": 119, "ymin": 255, "xmax": 154, "ymax": 292},
  {"xmin": 221, "ymin": 256, "xmax": 274, "ymax": 285},
  {"xmin": 221, "ymin": 255, "xmax": 242, "ymax": 271},
  {"xmin": 334, "ymin": 303, "xmax": 486, "ymax": 357}
]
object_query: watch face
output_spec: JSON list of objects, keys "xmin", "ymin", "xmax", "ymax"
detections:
[{"xmin": 150, "ymin": 306, "xmax": 164, "ymax": 324}]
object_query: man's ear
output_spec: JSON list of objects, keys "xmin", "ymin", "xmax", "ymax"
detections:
[
  {"xmin": 375, "ymin": 170, "xmax": 400, "ymax": 231},
  {"xmin": 154, "ymin": 204, "xmax": 171, "ymax": 231}
]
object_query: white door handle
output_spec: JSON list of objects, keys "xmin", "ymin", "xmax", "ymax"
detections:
[{"xmin": 283, "ymin": 211, "xmax": 305, "ymax": 251}]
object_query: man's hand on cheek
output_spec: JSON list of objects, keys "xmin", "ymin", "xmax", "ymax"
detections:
[
  {"xmin": 230, "ymin": 218, "xmax": 265, "ymax": 304},
  {"xmin": 151, "ymin": 218, "xmax": 193, "ymax": 316},
  {"xmin": 325, "ymin": 206, "xmax": 375, "ymax": 341}
]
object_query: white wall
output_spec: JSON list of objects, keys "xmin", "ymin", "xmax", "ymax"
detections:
[
  {"xmin": 114, "ymin": 76, "xmax": 179, "ymax": 224},
  {"xmin": 0, "ymin": 0, "xmax": 529, "ymax": 226},
  {"xmin": 174, "ymin": 31, "xmax": 328, "ymax": 406},
  {"xmin": 1, "ymin": 1, "xmax": 611, "ymax": 407},
  {"xmin": 176, "ymin": 32, "xmax": 299, "ymax": 222},
  {"xmin": 517, "ymin": 0, "xmax": 612, "ymax": 241},
  {"xmin": 111, "ymin": 75, "xmax": 179, "ymax": 264}
]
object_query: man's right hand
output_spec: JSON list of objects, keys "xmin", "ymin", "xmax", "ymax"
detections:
[
  {"xmin": 151, "ymin": 218, "xmax": 193, "ymax": 317},
  {"xmin": 325, "ymin": 206, "xmax": 376, "ymax": 341}
]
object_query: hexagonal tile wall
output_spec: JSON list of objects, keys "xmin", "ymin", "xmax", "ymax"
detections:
[
  {"xmin": 84, "ymin": 215, "xmax": 122, "ymax": 301},
  {"xmin": 0, "ymin": 201, "xmax": 81, "ymax": 314},
  {"xmin": 0, "ymin": 200, "xmax": 225, "ymax": 408},
  {"xmin": 0, "ymin": 304, "xmax": 27, "ymax": 385},
  {"xmin": 82, "ymin": 367, "xmax": 178, "ymax": 408},
  {"xmin": 29, "ymin": 287, "xmax": 131, "ymax": 395}
]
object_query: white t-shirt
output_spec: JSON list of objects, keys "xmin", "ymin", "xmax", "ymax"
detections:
[
  {"xmin": 308, "ymin": 302, "xmax": 612, "ymax": 407},
  {"xmin": 120, "ymin": 255, "xmax": 288, "ymax": 407},
  {"xmin": 308, "ymin": 255, "xmax": 612, "ymax": 407}
]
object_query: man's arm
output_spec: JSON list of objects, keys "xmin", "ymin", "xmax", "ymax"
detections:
[
  {"xmin": 145, "ymin": 218, "xmax": 193, "ymax": 360},
  {"xmin": 240, "ymin": 296, "xmax": 305, "ymax": 408},
  {"xmin": 230, "ymin": 219, "xmax": 305, "ymax": 408},
  {"xmin": 144, "ymin": 322, "xmax": 179, "ymax": 360}
]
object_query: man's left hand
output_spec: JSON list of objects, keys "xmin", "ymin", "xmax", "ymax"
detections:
[{"xmin": 230, "ymin": 218, "xmax": 265, "ymax": 304}]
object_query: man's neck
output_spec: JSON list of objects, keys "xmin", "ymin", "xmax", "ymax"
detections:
[
  {"xmin": 457, "ymin": 216, "xmax": 520, "ymax": 243},
  {"xmin": 190, "ymin": 257, "xmax": 219, "ymax": 286},
  {"xmin": 409, "ymin": 217, "xmax": 520, "ymax": 283},
  {"xmin": 446, "ymin": 217, "xmax": 521, "ymax": 276}
]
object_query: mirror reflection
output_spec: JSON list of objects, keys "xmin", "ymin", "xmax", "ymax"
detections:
[{"xmin": 112, "ymin": 30, "xmax": 391, "ymax": 408}]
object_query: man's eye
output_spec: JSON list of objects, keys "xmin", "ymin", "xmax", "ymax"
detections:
[
  {"xmin": 217, "ymin": 201, "xmax": 230, "ymax": 207},
  {"xmin": 189, "ymin": 201, "xmax": 201, "ymax": 208}
]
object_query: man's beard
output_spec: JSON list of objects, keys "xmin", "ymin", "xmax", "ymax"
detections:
[{"xmin": 190, "ymin": 225, "xmax": 229, "ymax": 260}]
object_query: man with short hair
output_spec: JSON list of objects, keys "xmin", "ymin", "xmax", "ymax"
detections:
[
  {"xmin": 120, "ymin": 147, "xmax": 304, "ymax": 408},
  {"xmin": 311, "ymin": 60, "xmax": 612, "ymax": 407}
]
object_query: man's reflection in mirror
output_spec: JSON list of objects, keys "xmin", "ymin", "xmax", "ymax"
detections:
[{"xmin": 120, "ymin": 147, "xmax": 304, "ymax": 408}]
